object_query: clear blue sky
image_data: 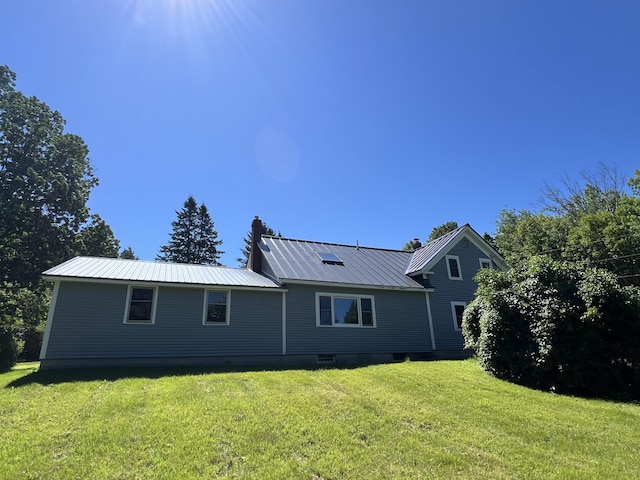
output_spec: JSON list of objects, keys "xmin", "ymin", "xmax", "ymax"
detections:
[{"xmin": 5, "ymin": 0, "xmax": 640, "ymax": 266}]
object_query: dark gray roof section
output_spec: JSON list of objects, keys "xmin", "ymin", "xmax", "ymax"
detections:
[
  {"xmin": 259, "ymin": 236, "xmax": 424, "ymax": 290},
  {"xmin": 43, "ymin": 257, "xmax": 281, "ymax": 288},
  {"xmin": 405, "ymin": 224, "xmax": 507, "ymax": 275},
  {"xmin": 405, "ymin": 224, "xmax": 468, "ymax": 274}
]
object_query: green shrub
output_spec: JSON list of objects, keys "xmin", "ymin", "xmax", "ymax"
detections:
[
  {"xmin": 464, "ymin": 256, "xmax": 640, "ymax": 398},
  {"xmin": 0, "ymin": 327, "xmax": 17, "ymax": 371}
]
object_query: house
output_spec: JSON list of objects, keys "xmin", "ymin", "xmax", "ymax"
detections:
[{"xmin": 39, "ymin": 218, "xmax": 506, "ymax": 369}]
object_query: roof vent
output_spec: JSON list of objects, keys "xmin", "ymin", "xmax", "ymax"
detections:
[{"xmin": 316, "ymin": 252, "xmax": 344, "ymax": 265}]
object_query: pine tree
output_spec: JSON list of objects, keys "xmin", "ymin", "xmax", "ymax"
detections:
[
  {"xmin": 157, "ymin": 196, "xmax": 223, "ymax": 265},
  {"xmin": 119, "ymin": 247, "xmax": 138, "ymax": 260}
]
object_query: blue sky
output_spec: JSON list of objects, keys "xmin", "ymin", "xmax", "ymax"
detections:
[{"xmin": 5, "ymin": 0, "xmax": 640, "ymax": 266}]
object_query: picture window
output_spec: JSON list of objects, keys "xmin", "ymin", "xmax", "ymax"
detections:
[{"xmin": 316, "ymin": 293, "xmax": 376, "ymax": 328}]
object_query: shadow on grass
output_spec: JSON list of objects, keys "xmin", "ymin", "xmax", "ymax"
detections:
[{"xmin": 4, "ymin": 361, "xmax": 390, "ymax": 389}]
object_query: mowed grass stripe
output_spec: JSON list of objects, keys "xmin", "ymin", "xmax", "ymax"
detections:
[{"xmin": 0, "ymin": 360, "xmax": 638, "ymax": 479}]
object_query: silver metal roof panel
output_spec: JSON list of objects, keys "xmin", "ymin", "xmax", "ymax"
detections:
[{"xmin": 43, "ymin": 257, "xmax": 281, "ymax": 288}]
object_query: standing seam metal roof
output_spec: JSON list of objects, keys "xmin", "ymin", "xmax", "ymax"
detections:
[
  {"xmin": 259, "ymin": 237, "xmax": 424, "ymax": 289},
  {"xmin": 404, "ymin": 224, "xmax": 468, "ymax": 274},
  {"xmin": 42, "ymin": 257, "xmax": 281, "ymax": 288}
]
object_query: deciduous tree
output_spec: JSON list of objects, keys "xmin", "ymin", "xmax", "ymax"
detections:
[{"xmin": 0, "ymin": 65, "xmax": 118, "ymax": 366}]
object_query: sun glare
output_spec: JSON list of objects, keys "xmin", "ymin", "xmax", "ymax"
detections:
[{"xmin": 126, "ymin": 0, "xmax": 246, "ymax": 40}]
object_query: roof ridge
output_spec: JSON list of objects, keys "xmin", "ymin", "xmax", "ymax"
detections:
[
  {"xmin": 420, "ymin": 223, "xmax": 468, "ymax": 248},
  {"xmin": 262, "ymin": 235, "xmax": 412, "ymax": 253},
  {"xmin": 73, "ymin": 256, "xmax": 246, "ymax": 271}
]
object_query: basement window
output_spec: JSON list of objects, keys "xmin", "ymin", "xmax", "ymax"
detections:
[
  {"xmin": 317, "ymin": 354, "xmax": 336, "ymax": 364},
  {"xmin": 316, "ymin": 252, "xmax": 344, "ymax": 265}
]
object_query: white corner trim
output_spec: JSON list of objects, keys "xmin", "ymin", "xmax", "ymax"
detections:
[
  {"xmin": 40, "ymin": 281, "xmax": 60, "ymax": 360},
  {"xmin": 425, "ymin": 292, "xmax": 436, "ymax": 351},
  {"xmin": 282, "ymin": 291, "xmax": 287, "ymax": 355}
]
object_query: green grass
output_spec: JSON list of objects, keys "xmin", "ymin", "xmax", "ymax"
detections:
[{"xmin": 1, "ymin": 360, "xmax": 638, "ymax": 479}]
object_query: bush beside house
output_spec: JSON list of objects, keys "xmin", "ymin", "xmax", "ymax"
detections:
[{"xmin": 463, "ymin": 256, "xmax": 640, "ymax": 399}]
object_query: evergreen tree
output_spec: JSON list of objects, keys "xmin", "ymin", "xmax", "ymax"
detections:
[
  {"xmin": 237, "ymin": 219, "xmax": 279, "ymax": 267},
  {"xmin": 157, "ymin": 196, "xmax": 223, "ymax": 265},
  {"xmin": 119, "ymin": 247, "xmax": 138, "ymax": 260}
]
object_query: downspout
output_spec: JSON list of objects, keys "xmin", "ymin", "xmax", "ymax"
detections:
[{"xmin": 40, "ymin": 281, "xmax": 60, "ymax": 360}]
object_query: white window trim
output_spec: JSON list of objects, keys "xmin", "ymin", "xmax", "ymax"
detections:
[
  {"xmin": 202, "ymin": 289, "xmax": 231, "ymax": 325},
  {"xmin": 479, "ymin": 258, "xmax": 493, "ymax": 269},
  {"xmin": 124, "ymin": 285, "xmax": 158, "ymax": 324},
  {"xmin": 315, "ymin": 292, "xmax": 377, "ymax": 328},
  {"xmin": 446, "ymin": 255, "xmax": 463, "ymax": 280},
  {"xmin": 451, "ymin": 301, "xmax": 467, "ymax": 331}
]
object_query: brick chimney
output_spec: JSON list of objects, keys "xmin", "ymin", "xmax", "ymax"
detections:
[{"xmin": 249, "ymin": 216, "xmax": 263, "ymax": 273}]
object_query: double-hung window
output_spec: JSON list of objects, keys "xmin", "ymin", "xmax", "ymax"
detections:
[
  {"xmin": 451, "ymin": 301, "xmax": 466, "ymax": 331},
  {"xmin": 124, "ymin": 286, "xmax": 157, "ymax": 324},
  {"xmin": 479, "ymin": 258, "xmax": 493, "ymax": 269},
  {"xmin": 203, "ymin": 290, "xmax": 230, "ymax": 325},
  {"xmin": 316, "ymin": 293, "xmax": 376, "ymax": 327},
  {"xmin": 446, "ymin": 255, "xmax": 462, "ymax": 280}
]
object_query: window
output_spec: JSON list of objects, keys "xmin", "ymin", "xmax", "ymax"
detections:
[
  {"xmin": 316, "ymin": 293, "xmax": 376, "ymax": 327},
  {"xmin": 203, "ymin": 290, "xmax": 230, "ymax": 325},
  {"xmin": 479, "ymin": 258, "xmax": 493, "ymax": 269},
  {"xmin": 446, "ymin": 255, "xmax": 462, "ymax": 280},
  {"xmin": 451, "ymin": 301, "xmax": 466, "ymax": 331},
  {"xmin": 125, "ymin": 286, "xmax": 157, "ymax": 324}
]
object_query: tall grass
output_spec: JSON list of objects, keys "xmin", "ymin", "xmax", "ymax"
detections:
[{"xmin": 1, "ymin": 360, "xmax": 638, "ymax": 479}]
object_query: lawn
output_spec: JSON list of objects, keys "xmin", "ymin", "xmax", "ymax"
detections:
[{"xmin": 1, "ymin": 360, "xmax": 638, "ymax": 479}]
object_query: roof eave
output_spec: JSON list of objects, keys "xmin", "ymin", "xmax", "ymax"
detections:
[{"xmin": 277, "ymin": 278, "xmax": 426, "ymax": 292}]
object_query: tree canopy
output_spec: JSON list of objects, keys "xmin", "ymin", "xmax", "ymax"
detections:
[
  {"xmin": 157, "ymin": 196, "xmax": 223, "ymax": 265},
  {"xmin": 0, "ymin": 65, "xmax": 119, "ymax": 365},
  {"xmin": 0, "ymin": 65, "xmax": 119, "ymax": 287},
  {"xmin": 495, "ymin": 165, "xmax": 640, "ymax": 283},
  {"xmin": 402, "ymin": 221, "xmax": 459, "ymax": 250}
]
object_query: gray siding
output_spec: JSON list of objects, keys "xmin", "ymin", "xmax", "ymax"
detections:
[
  {"xmin": 285, "ymin": 284, "xmax": 432, "ymax": 354},
  {"xmin": 427, "ymin": 239, "xmax": 486, "ymax": 350},
  {"xmin": 45, "ymin": 282, "xmax": 283, "ymax": 359}
]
